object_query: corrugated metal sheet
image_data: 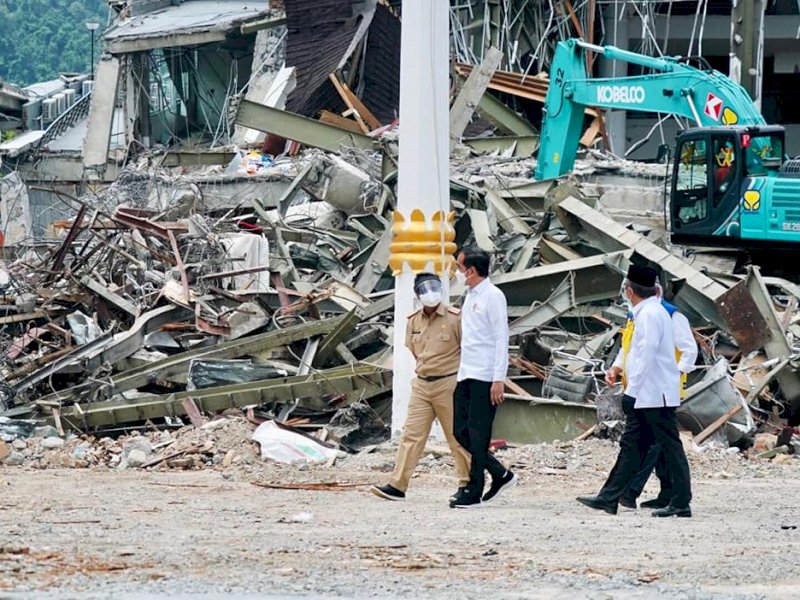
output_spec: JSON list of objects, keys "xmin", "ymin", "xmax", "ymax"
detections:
[
  {"xmin": 361, "ymin": 4, "xmax": 400, "ymax": 123},
  {"xmin": 285, "ymin": 0, "xmax": 399, "ymax": 124},
  {"xmin": 285, "ymin": 0, "xmax": 363, "ymax": 117}
]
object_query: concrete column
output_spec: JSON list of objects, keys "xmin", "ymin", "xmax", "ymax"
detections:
[
  {"xmin": 600, "ymin": 2, "xmax": 630, "ymax": 155},
  {"xmin": 730, "ymin": 0, "xmax": 766, "ymax": 110},
  {"xmin": 391, "ymin": 0, "xmax": 452, "ymax": 435}
]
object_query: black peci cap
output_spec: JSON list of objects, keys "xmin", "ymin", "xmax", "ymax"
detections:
[{"xmin": 626, "ymin": 264, "xmax": 657, "ymax": 288}]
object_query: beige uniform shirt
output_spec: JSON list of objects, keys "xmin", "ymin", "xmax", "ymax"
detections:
[{"xmin": 405, "ymin": 304, "xmax": 462, "ymax": 378}]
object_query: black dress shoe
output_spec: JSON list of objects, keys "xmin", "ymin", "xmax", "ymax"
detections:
[
  {"xmin": 619, "ymin": 496, "xmax": 637, "ymax": 509},
  {"xmin": 652, "ymin": 505, "xmax": 692, "ymax": 518},
  {"xmin": 576, "ymin": 495, "xmax": 617, "ymax": 515},
  {"xmin": 640, "ymin": 497, "xmax": 670, "ymax": 509}
]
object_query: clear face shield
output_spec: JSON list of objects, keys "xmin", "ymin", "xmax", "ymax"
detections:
[{"xmin": 415, "ymin": 278, "xmax": 443, "ymax": 307}]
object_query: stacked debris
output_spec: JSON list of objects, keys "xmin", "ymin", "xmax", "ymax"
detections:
[
  {"xmin": 4, "ymin": 104, "xmax": 800, "ymax": 463},
  {"xmin": 0, "ymin": 154, "xmax": 396, "ymax": 440},
  {"xmin": 1, "ymin": 0, "xmax": 799, "ymax": 471},
  {"xmin": 2, "ymin": 139, "xmax": 800, "ymax": 465}
]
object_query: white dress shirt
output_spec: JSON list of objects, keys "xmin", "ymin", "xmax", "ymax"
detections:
[
  {"xmin": 672, "ymin": 311, "xmax": 698, "ymax": 374},
  {"xmin": 613, "ymin": 303, "xmax": 698, "ymax": 374},
  {"xmin": 457, "ymin": 278, "xmax": 509, "ymax": 383},
  {"xmin": 624, "ymin": 295, "xmax": 681, "ymax": 409}
]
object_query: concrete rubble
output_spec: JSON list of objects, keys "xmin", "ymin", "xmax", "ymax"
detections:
[{"xmin": 0, "ymin": 0, "xmax": 798, "ymax": 476}]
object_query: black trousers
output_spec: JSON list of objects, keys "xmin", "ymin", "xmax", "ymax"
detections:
[
  {"xmin": 621, "ymin": 443, "xmax": 672, "ymax": 504},
  {"xmin": 620, "ymin": 394, "xmax": 672, "ymax": 503},
  {"xmin": 453, "ymin": 379, "xmax": 506, "ymax": 500},
  {"xmin": 599, "ymin": 396, "xmax": 692, "ymax": 508}
]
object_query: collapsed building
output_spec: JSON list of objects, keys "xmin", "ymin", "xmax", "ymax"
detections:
[{"xmin": 0, "ymin": 0, "xmax": 799, "ymax": 468}]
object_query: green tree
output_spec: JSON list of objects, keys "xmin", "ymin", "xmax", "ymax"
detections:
[{"xmin": 0, "ymin": 0, "xmax": 108, "ymax": 85}]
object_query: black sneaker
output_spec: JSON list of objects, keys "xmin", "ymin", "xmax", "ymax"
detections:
[
  {"xmin": 450, "ymin": 486, "xmax": 468, "ymax": 501},
  {"xmin": 450, "ymin": 494, "xmax": 482, "ymax": 509},
  {"xmin": 370, "ymin": 484, "xmax": 405, "ymax": 501},
  {"xmin": 481, "ymin": 470, "xmax": 517, "ymax": 504}
]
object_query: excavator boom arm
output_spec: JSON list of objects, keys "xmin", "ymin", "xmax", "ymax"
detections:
[{"xmin": 535, "ymin": 39, "xmax": 766, "ymax": 180}]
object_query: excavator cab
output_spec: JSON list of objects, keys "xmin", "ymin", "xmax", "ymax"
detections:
[{"xmin": 670, "ymin": 126, "xmax": 788, "ymax": 248}]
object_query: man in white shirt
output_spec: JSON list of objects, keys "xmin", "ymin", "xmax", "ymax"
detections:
[
  {"xmin": 577, "ymin": 265, "xmax": 693, "ymax": 518},
  {"xmin": 450, "ymin": 247, "xmax": 517, "ymax": 509},
  {"xmin": 617, "ymin": 284, "xmax": 698, "ymax": 510}
]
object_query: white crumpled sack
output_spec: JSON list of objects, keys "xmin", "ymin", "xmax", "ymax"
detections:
[{"xmin": 251, "ymin": 420, "xmax": 338, "ymax": 464}]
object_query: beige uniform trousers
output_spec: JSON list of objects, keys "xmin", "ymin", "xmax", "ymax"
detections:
[{"xmin": 389, "ymin": 375, "xmax": 470, "ymax": 492}]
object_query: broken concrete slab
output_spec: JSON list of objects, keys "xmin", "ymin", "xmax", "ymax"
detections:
[
  {"xmin": 492, "ymin": 395, "xmax": 598, "ymax": 445},
  {"xmin": 83, "ymin": 56, "xmax": 121, "ymax": 172},
  {"xmin": 450, "ymin": 46, "xmax": 504, "ymax": 149},
  {"xmin": 104, "ymin": 1, "xmax": 274, "ymax": 54}
]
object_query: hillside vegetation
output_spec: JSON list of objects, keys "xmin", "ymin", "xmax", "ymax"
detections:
[{"xmin": 0, "ymin": 0, "xmax": 108, "ymax": 85}]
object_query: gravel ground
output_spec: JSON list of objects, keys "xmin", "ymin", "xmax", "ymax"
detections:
[{"xmin": 1, "ymin": 436, "xmax": 799, "ymax": 599}]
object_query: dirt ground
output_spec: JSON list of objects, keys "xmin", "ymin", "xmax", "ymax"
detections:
[{"xmin": 1, "ymin": 437, "xmax": 799, "ymax": 599}]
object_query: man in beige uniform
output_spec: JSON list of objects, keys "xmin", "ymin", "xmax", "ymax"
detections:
[{"xmin": 371, "ymin": 272, "xmax": 471, "ymax": 500}]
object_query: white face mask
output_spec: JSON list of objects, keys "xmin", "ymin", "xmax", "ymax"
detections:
[
  {"xmin": 454, "ymin": 270, "xmax": 466, "ymax": 286},
  {"xmin": 419, "ymin": 291, "xmax": 442, "ymax": 307},
  {"xmin": 621, "ymin": 288, "xmax": 633, "ymax": 312}
]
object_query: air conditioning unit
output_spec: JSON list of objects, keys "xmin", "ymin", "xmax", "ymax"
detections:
[
  {"xmin": 42, "ymin": 98, "xmax": 57, "ymax": 123},
  {"xmin": 23, "ymin": 100, "xmax": 42, "ymax": 130},
  {"xmin": 82, "ymin": 80, "xmax": 94, "ymax": 97},
  {"xmin": 64, "ymin": 89, "xmax": 76, "ymax": 107},
  {"xmin": 54, "ymin": 93, "xmax": 66, "ymax": 116}
]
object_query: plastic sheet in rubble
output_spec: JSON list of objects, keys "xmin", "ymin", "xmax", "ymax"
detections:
[
  {"xmin": 186, "ymin": 359, "xmax": 289, "ymax": 391},
  {"xmin": 0, "ymin": 416, "xmax": 37, "ymax": 441},
  {"xmin": 252, "ymin": 420, "xmax": 339, "ymax": 464}
]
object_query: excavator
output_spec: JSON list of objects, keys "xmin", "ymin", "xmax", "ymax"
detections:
[{"xmin": 535, "ymin": 38, "xmax": 798, "ymax": 255}]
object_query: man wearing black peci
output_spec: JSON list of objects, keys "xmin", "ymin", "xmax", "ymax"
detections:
[{"xmin": 577, "ymin": 265, "xmax": 693, "ymax": 518}]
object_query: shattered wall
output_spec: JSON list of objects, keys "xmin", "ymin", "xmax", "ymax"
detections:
[{"xmin": 0, "ymin": 172, "xmax": 32, "ymax": 246}]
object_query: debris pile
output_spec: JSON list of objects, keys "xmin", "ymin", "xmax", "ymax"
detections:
[
  {"xmin": 2, "ymin": 416, "xmax": 795, "ymax": 490},
  {"xmin": 2, "ymin": 116, "xmax": 800, "ymax": 466},
  {"xmin": 0, "ymin": 151, "xmax": 396, "ymax": 439},
  {"xmin": 0, "ymin": 0, "xmax": 799, "ymax": 470}
]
